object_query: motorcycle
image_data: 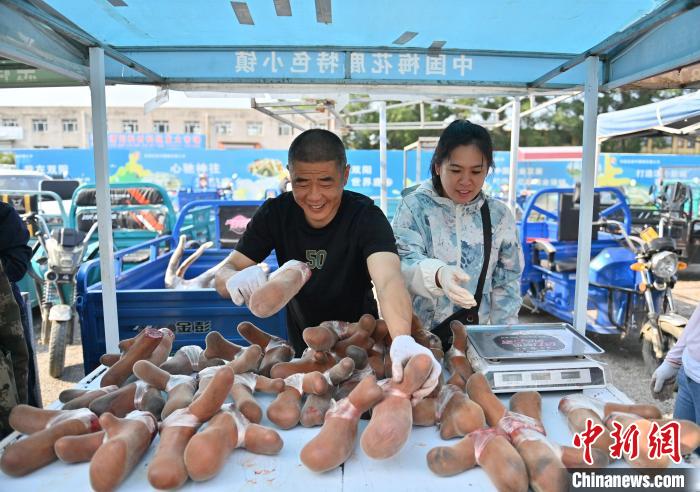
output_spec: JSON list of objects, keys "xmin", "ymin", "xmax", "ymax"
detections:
[
  {"xmin": 631, "ymin": 181, "xmax": 700, "ymax": 263},
  {"xmin": 23, "ymin": 212, "xmax": 98, "ymax": 378},
  {"xmin": 521, "ymin": 187, "xmax": 687, "ymax": 374}
]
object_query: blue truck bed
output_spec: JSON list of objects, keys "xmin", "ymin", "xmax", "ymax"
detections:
[{"xmin": 76, "ymin": 200, "xmax": 285, "ymax": 373}]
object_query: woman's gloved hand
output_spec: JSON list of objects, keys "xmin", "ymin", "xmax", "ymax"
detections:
[
  {"xmin": 390, "ymin": 335, "xmax": 441, "ymax": 403},
  {"xmin": 651, "ymin": 360, "xmax": 680, "ymax": 399},
  {"xmin": 436, "ymin": 265, "xmax": 477, "ymax": 309},
  {"xmin": 225, "ymin": 264, "xmax": 269, "ymax": 305}
]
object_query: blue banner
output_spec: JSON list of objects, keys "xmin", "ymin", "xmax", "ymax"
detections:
[
  {"xmin": 117, "ymin": 50, "xmax": 577, "ymax": 85},
  {"xmin": 10, "ymin": 147, "xmax": 700, "ymax": 216}
]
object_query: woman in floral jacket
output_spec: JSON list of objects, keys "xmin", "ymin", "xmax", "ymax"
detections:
[{"xmin": 392, "ymin": 120, "xmax": 524, "ymax": 335}]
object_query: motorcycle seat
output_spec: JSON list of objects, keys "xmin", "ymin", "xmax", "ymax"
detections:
[{"xmin": 531, "ymin": 239, "xmax": 578, "ymax": 272}]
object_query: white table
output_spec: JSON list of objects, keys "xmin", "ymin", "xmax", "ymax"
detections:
[{"xmin": 0, "ymin": 366, "xmax": 693, "ymax": 491}]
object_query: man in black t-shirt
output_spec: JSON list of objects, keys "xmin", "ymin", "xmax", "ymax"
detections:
[{"xmin": 214, "ymin": 129, "xmax": 440, "ymax": 399}]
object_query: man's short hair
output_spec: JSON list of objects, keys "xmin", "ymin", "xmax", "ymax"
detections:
[{"xmin": 288, "ymin": 129, "xmax": 347, "ymax": 170}]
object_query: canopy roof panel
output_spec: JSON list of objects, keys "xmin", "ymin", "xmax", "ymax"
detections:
[
  {"xmin": 43, "ymin": 0, "xmax": 661, "ymax": 53},
  {"xmin": 0, "ymin": 0, "xmax": 698, "ymax": 94}
]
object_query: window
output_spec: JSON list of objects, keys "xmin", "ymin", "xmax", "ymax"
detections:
[
  {"xmin": 687, "ymin": 138, "xmax": 696, "ymax": 149},
  {"xmin": 62, "ymin": 119, "xmax": 78, "ymax": 132},
  {"xmin": 2, "ymin": 118, "xmax": 18, "ymax": 127},
  {"xmin": 152, "ymin": 120, "xmax": 169, "ymax": 133},
  {"xmin": 33, "ymin": 145, "xmax": 49, "ymax": 149},
  {"xmin": 247, "ymin": 121, "xmax": 263, "ymax": 136},
  {"xmin": 122, "ymin": 120, "xmax": 139, "ymax": 133},
  {"xmin": 215, "ymin": 121, "xmax": 231, "ymax": 135},
  {"xmin": 32, "ymin": 119, "xmax": 48, "ymax": 132},
  {"xmin": 184, "ymin": 121, "xmax": 200, "ymax": 133},
  {"xmin": 278, "ymin": 123, "xmax": 292, "ymax": 136}
]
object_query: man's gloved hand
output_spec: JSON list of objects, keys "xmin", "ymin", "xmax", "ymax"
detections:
[
  {"xmin": 269, "ymin": 259, "xmax": 312, "ymax": 283},
  {"xmin": 651, "ymin": 360, "xmax": 680, "ymax": 396},
  {"xmin": 390, "ymin": 335, "xmax": 441, "ymax": 403},
  {"xmin": 225, "ymin": 264, "xmax": 269, "ymax": 306},
  {"xmin": 437, "ymin": 265, "xmax": 476, "ymax": 309}
]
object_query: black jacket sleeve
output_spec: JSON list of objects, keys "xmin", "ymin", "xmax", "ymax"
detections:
[{"xmin": 0, "ymin": 202, "xmax": 32, "ymax": 282}]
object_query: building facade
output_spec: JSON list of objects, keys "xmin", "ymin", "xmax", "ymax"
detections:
[
  {"xmin": 0, "ymin": 106, "xmax": 317, "ymax": 150},
  {"xmin": 639, "ymin": 135, "xmax": 700, "ymax": 155}
]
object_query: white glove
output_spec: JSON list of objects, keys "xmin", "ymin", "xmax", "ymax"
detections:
[
  {"xmin": 651, "ymin": 360, "xmax": 680, "ymax": 394},
  {"xmin": 269, "ymin": 259, "xmax": 312, "ymax": 283},
  {"xmin": 390, "ymin": 335, "xmax": 441, "ymax": 403},
  {"xmin": 225, "ymin": 264, "xmax": 269, "ymax": 306},
  {"xmin": 437, "ymin": 265, "xmax": 477, "ymax": 309}
]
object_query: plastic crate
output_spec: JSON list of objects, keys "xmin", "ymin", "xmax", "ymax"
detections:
[{"xmin": 77, "ymin": 234, "xmax": 284, "ymax": 373}]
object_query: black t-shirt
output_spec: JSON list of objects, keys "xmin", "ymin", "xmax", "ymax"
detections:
[{"xmin": 236, "ymin": 190, "xmax": 398, "ymax": 355}]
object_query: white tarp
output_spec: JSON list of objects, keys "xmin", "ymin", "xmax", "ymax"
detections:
[{"xmin": 597, "ymin": 90, "xmax": 700, "ymax": 140}]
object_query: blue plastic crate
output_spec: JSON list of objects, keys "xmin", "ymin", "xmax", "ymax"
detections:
[{"xmin": 77, "ymin": 235, "xmax": 285, "ymax": 373}]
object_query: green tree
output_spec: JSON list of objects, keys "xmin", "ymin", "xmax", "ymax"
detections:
[{"xmin": 342, "ymin": 90, "xmax": 686, "ymax": 151}]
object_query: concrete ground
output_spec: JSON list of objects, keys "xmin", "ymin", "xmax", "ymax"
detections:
[{"xmin": 32, "ymin": 268, "xmax": 700, "ymax": 410}]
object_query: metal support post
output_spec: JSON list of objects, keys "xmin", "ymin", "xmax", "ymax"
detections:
[
  {"xmin": 378, "ymin": 101, "xmax": 388, "ymax": 214},
  {"xmin": 573, "ymin": 56, "xmax": 600, "ymax": 334},
  {"xmin": 89, "ymin": 47, "xmax": 119, "ymax": 353},
  {"xmin": 508, "ymin": 98, "xmax": 521, "ymax": 212}
]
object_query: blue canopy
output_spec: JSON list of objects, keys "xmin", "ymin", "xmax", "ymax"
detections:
[
  {"xmin": 1, "ymin": 0, "xmax": 699, "ymax": 93},
  {"xmin": 597, "ymin": 90, "xmax": 700, "ymax": 139},
  {"xmin": 1, "ymin": 0, "xmax": 699, "ymax": 345}
]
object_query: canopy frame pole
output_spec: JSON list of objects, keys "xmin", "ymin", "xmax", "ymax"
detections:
[
  {"xmin": 89, "ymin": 47, "xmax": 119, "ymax": 353},
  {"xmin": 508, "ymin": 97, "xmax": 521, "ymax": 212},
  {"xmin": 416, "ymin": 142, "xmax": 422, "ymax": 183},
  {"xmin": 402, "ymin": 148, "xmax": 408, "ymax": 189},
  {"xmin": 573, "ymin": 56, "xmax": 600, "ymax": 335},
  {"xmin": 378, "ymin": 101, "xmax": 388, "ymax": 213}
]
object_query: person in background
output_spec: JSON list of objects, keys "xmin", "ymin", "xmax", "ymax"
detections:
[
  {"xmin": 0, "ymin": 201, "xmax": 35, "ymax": 401},
  {"xmin": 198, "ymin": 172, "xmax": 209, "ymax": 190},
  {"xmin": 391, "ymin": 120, "xmax": 524, "ymax": 349},
  {"xmin": 0, "ymin": 201, "xmax": 37, "ymax": 408},
  {"xmin": 215, "ymin": 129, "xmax": 441, "ymax": 399},
  {"xmin": 0, "ymin": 261, "xmax": 29, "ymax": 438},
  {"xmin": 652, "ymin": 303, "xmax": 700, "ymax": 444}
]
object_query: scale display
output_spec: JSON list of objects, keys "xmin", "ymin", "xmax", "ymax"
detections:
[
  {"xmin": 492, "ymin": 368, "xmax": 597, "ymax": 390},
  {"xmin": 465, "ymin": 323, "xmax": 607, "ymax": 392},
  {"xmin": 467, "ymin": 323, "xmax": 603, "ymax": 360}
]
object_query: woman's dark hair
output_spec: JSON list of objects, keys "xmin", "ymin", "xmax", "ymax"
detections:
[{"xmin": 430, "ymin": 119, "xmax": 494, "ymax": 197}]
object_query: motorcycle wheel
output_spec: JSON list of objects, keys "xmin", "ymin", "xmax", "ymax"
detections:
[
  {"xmin": 641, "ymin": 339, "xmax": 662, "ymax": 376},
  {"xmin": 641, "ymin": 334, "xmax": 678, "ymax": 377},
  {"xmin": 48, "ymin": 320, "xmax": 68, "ymax": 378}
]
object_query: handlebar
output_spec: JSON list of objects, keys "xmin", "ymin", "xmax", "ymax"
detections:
[
  {"xmin": 592, "ymin": 219, "xmax": 645, "ymax": 251},
  {"xmin": 22, "ymin": 212, "xmax": 52, "ymax": 238}
]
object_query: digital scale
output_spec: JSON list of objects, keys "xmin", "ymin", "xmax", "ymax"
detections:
[{"xmin": 466, "ymin": 323, "xmax": 606, "ymax": 393}]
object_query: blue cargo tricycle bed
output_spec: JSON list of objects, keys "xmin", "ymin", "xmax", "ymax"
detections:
[{"xmin": 76, "ymin": 200, "xmax": 285, "ymax": 373}]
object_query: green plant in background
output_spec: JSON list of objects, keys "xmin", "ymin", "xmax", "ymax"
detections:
[
  {"xmin": 342, "ymin": 89, "xmax": 690, "ymax": 152},
  {"xmin": 0, "ymin": 152, "xmax": 16, "ymax": 165}
]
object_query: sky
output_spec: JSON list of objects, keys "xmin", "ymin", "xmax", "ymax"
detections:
[{"xmin": 0, "ymin": 85, "xmax": 253, "ymax": 109}]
